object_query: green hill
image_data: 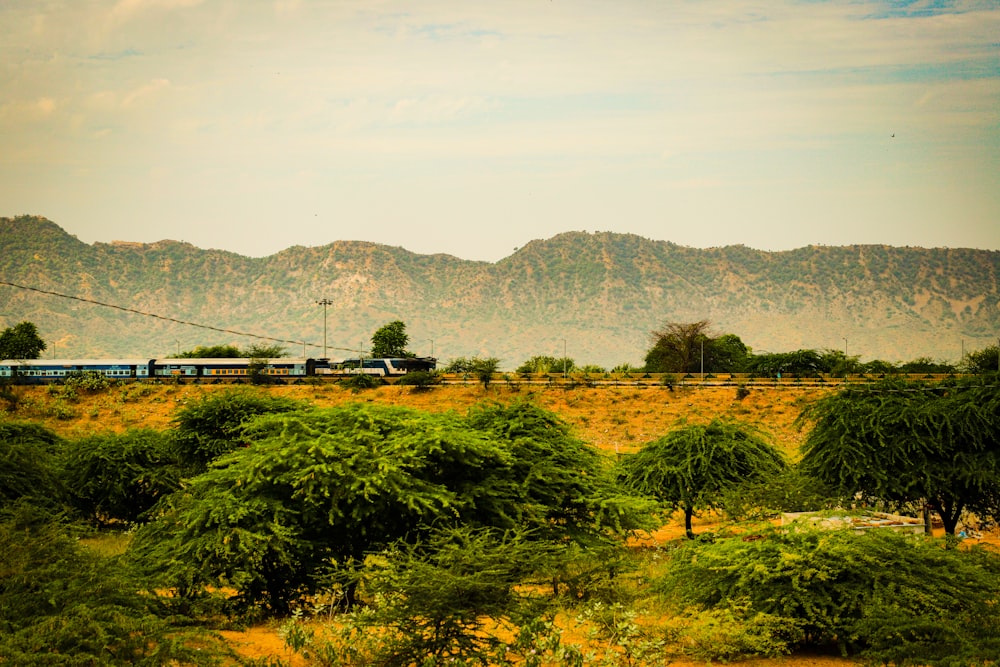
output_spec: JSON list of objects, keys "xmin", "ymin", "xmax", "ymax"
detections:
[{"xmin": 1, "ymin": 216, "xmax": 997, "ymax": 368}]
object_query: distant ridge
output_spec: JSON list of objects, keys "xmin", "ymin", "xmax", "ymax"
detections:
[{"xmin": 1, "ymin": 215, "xmax": 997, "ymax": 368}]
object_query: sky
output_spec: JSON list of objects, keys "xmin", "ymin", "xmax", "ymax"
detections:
[{"xmin": 2, "ymin": 0, "xmax": 998, "ymax": 262}]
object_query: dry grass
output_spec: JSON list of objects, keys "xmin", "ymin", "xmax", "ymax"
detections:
[{"xmin": 5, "ymin": 382, "xmax": 833, "ymax": 460}]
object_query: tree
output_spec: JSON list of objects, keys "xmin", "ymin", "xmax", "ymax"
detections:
[
  {"xmin": 174, "ymin": 344, "xmax": 241, "ymax": 358},
  {"xmin": 962, "ymin": 345, "xmax": 999, "ymax": 374},
  {"xmin": 515, "ymin": 355, "xmax": 575, "ymax": 375},
  {"xmin": 61, "ymin": 430, "xmax": 183, "ymax": 527},
  {"xmin": 370, "ymin": 320, "xmax": 410, "ymax": 358},
  {"xmin": 171, "ymin": 387, "xmax": 304, "ymax": 471},
  {"xmin": 131, "ymin": 401, "xmax": 647, "ymax": 614},
  {"xmin": 660, "ymin": 525, "xmax": 1000, "ymax": 664},
  {"xmin": 243, "ymin": 343, "xmax": 286, "ymax": 358},
  {"xmin": 464, "ymin": 400, "xmax": 651, "ymax": 544},
  {"xmin": 0, "ymin": 505, "xmax": 228, "ymax": 664},
  {"xmin": 472, "ymin": 357, "xmax": 500, "ymax": 388},
  {"xmin": 743, "ymin": 349, "xmax": 824, "ymax": 377},
  {"xmin": 0, "ymin": 321, "xmax": 46, "ymax": 359},
  {"xmin": 710, "ymin": 333, "xmax": 751, "ymax": 373},
  {"xmin": 799, "ymin": 378, "xmax": 1000, "ymax": 534},
  {"xmin": 617, "ymin": 419, "xmax": 787, "ymax": 539},
  {"xmin": 0, "ymin": 422, "xmax": 66, "ymax": 513},
  {"xmin": 644, "ymin": 320, "xmax": 712, "ymax": 374},
  {"xmin": 130, "ymin": 404, "xmax": 512, "ymax": 613}
]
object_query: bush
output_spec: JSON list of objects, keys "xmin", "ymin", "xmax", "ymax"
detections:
[
  {"xmin": 61, "ymin": 429, "xmax": 183, "ymax": 527},
  {"xmin": 171, "ymin": 388, "xmax": 304, "ymax": 470},
  {"xmin": 658, "ymin": 525, "xmax": 1000, "ymax": 663},
  {"xmin": 0, "ymin": 422, "xmax": 66, "ymax": 512},
  {"xmin": 0, "ymin": 504, "xmax": 228, "ymax": 665},
  {"xmin": 339, "ymin": 373, "xmax": 384, "ymax": 391},
  {"xmin": 395, "ymin": 370, "xmax": 441, "ymax": 389}
]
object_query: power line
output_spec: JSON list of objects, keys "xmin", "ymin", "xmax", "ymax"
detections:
[{"xmin": 0, "ymin": 279, "xmax": 359, "ymax": 353}]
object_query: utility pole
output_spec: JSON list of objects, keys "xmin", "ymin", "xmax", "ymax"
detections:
[
  {"xmin": 562, "ymin": 339, "xmax": 567, "ymax": 378},
  {"xmin": 316, "ymin": 298, "xmax": 333, "ymax": 359}
]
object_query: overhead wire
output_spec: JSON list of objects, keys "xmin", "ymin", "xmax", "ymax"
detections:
[{"xmin": 0, "ymin": 279, "xmax": 360, "ymax": 354}]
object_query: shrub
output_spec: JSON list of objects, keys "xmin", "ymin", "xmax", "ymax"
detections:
[{"xmin": 658, "ymin": 525, "xmax": 1000, "ymax": 663}]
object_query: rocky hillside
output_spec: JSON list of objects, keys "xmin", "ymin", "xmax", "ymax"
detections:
[{"xmin": 1, "ymin": 215, "xmax": 997, "ymax": 368}]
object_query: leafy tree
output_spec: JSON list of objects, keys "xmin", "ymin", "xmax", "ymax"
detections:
[
  {"xmin": 710, "ymin": 333, "xmax": 751, "ymax": 373},
  {"xmin": 472, "ymin": 357, "xmax": 500, "ymax": 388},
  {"xmin": 515, "ymin": 355, "xmax": 575, "ymax": 375},
  {"xmin": 659, "ymin": 525, "xmax": 1000, "ymax": 664},
  {"xmin": 0, "ymin": 321, "xmax": 46, "ymax": 359},
  {"xmin": 173, "ymin": 344, "xmax": 241, "ymax": 358},
  {"xmin": 395, "ymin": 369, "xmax": 441, "ymax": 389},
  {"xmin": 962, "ymin": 344, "xmax": 1000, "ymax": 374},
  {"xmin": 644, "ymin": 320, "xmax": 712, "ymax": 373},
  {"xmin": 464, "ymin": 400, "xmax": 652, "ymax": 544},
  {"xmin": 743, "ymin": 349, "xmax": 824, "ymax": 377},
  {"xmin": 290, "ymin": 526, "xmax": 567, "ymax": 667},
  {"xmin": 817, "ymin": 349, "xmax": 862, "ymax": 376},
  {"xmin": 171, "ymin": 387, "xmax": 304, "ymax": 471},
  {"xmin": 0, "ymin": 504, "xmax": 228, "ymax": 665},
  {"xmin": 61, "ymin": 430, "xmax": 183, "ymax": 527},
  {"xmin": 243, "ymin": 343, "xmax": 286, "ymax": 358},
  {"xmin": 0, "ymin": 422, "xmax": 66, "ymax": 513},
  {"xmin": 617, "ymin": 419, "xmax": 787, "ymax": 538},
  {"xmin": 130, "ymin": 404, "xmax": 511, "ymax": 613},
  {"xmin": 799, "ymin": 378, "xmax": 1000, "ymax": 534},
  {"xmin": 133, "ymin": 401, "xmax": 647, "ymax": 614},
  {"xmin": 370, "ymin": 320, "xmax": 410, "ymax": 358},
  {"xmin": 897, "ymin": 356, "xmax": 955, "ymax": 374}
]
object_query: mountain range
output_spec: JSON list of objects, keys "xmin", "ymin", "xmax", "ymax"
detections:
[{"xmin": 1, "ymin": 215, "xmax": 997, "ymax": 369}]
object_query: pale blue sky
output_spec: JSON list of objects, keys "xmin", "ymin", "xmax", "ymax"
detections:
[{"xmin": 2, "ymin": 0, "xmax": 998, "ymax": 261}]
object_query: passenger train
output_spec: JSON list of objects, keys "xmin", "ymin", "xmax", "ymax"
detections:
[{"xmin": 0, "ymin": 356, "xmax": 437, "ymax": 384}]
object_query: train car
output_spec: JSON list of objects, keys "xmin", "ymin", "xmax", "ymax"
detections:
[
  {"xmin": 0, "ymin": 359, "xmax": 154, "ymax": 384},
  {"xmin": 317, "ymin": 357, "xmax": 436, "ymax": 376},
  {"xmin": 150, "ymin": 358, "xmax": 315, "ymax": 380}
]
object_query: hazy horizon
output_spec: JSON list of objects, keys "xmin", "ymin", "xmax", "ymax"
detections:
[{"xmin": 3, "ymin": 1, "xmax": 998, "ymax": 261}]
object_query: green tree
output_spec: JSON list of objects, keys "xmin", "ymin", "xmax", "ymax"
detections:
[
  {"xmin": 472, "ymin": 357, "xmax": 500, "ymax": 388},
  {"xmin": 617, "ymin": 419, "xmax": 787, "ymax": 539},
  {"xmin": 61, "ymin": 430, "xmax": 183, "ymax": 527},
  {"xmin": 743, "ymin": 349, "xmax": 824, "ymax": 377},
  {"xmin": 0, "ymin": 321, "xmax": 46, "ymax": 359},
  {"xmin": 464, "ymin": 400, "xmax": 651, "ymax": 544},
  {"xmin": 799, "ymin": 378, "xmax": 1000, "ymax": 534},
  {"xmin": 171, "ymin": 387, "xmax": 304, "ymax": 471},
  {"xmin": 130, "ymin": 404, "xmax": 511, "ymax": 614},
  {"xmin": 515, "ymin": 355, "xmax": 575, "ymax": 375},
  {"xmin": 644, "ymin": 320, "xmax": 712, "ymax": 373},
  {"xmin": 243, "ymin": 343, "xmax": 287, "ymax": 358},
  {"xmin": 962, "ymin": 344, "xmax": 1000, "ymax": 374},
  {"xmin": 296, "ymin": 526, "xmax": 566, "ymax": 666},
  {"xmin": 710, "ymin": 333, "xmax": 751, "ymax": 373},
  {"xmin": 660, "ymin": 525, "xmax": 1000, "ymax": 664},
  {"xmin": 0, "ymin": 422, "xmax": 66, "ymax": 513},
  {"xmin": 370, "ymin": 320, "xmax": 410, "ymax": 358},
  {"xmin": 173, "ymin": 344, "xmax": 241, "ymax": 358},
  {"xmin": 0, "ymin": 505, "xmax": 228, "ymax": 665},
  {"xmin": 132, "ymin": 401, "xmax": 646, "ymax": 614},
  {"xmin": 897, "ymin": 356, "xmax": 955, "ymax": 374}
]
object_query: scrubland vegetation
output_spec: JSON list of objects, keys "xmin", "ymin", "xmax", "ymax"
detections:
[{"xmin": 2, "ymin": 378, "xmax": 1000, "ymax": 666}]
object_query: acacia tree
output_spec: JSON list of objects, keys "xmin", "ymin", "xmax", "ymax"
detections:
[
  {"xmin": 370, "ymin": 320, "xmax": 410, "ymax": 358},
  {"xmin": 132, "ymin": 401, "xmax": 647, "ymax": 614},
  {"xmin": 0, "ymin": 321, "xmax": 46, "ymax": 359},
  {"xmin": 644, "ymin": 321, "xmax": 712, "ymax": 374},
  {"xmin": 799, "ymin": 378, "xmax": 1000, "ymax": 534},
  {"xmin": 617, "ymin": 419, "xmax": 787, "ymax": 539}
]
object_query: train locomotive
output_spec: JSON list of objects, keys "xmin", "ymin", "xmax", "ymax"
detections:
[{"xmin": 0, "ymin": 356, "xmax": 437, "ymax": 384}]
